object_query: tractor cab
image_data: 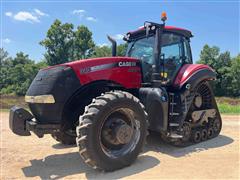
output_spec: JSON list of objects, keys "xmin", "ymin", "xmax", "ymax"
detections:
[{"xmin": 124, "ymin": 13, "xmax": 193, "ymax": 86}]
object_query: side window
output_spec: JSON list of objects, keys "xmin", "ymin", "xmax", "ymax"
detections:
[
  {"xmin": 161, "ymin": 33, "xmax": 183, "ymax": 65},
  {"xmin": 128, "ymin": 36, "xmax": 155, "ymax": 64},
  {"xmin": 161, "ymin": 33, "xmax": 183, "ymax": 79},
  {"xmin": 183, "ymin": 38, "xmax": 192, "ymax": 64}
]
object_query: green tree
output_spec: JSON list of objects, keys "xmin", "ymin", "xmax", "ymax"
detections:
[
  {"xmin": 12, "ymin": 52, "xmax": 32, "ymax": 66},
  {"xmin": 0, "ymin": 48, "xmax": 13, "ymax": 67},
  {"xmin": 0, "ymin": 48, "xmax": 9, "ymax": 63},
  {"xmin": 91, "ymin": 43, "xmax": 127, "ymax": 58},
  {"xmin": 40, "ymin": 19, "xmax": 74, "ymax": 65},
  {"xmin": 40, "ymin": 20, "xmax": 96, "ymax": 65},
  {"xmin": 91, "ymin": 45, "xmax": 111, "ymax": 58},
  {"xmin": 197, "ymin": 45, "xmax": 232, "ymax": 96},
  {"xmin": 215, "ymin": 51, "xmax": 232, "ymax": 96},
  {"xmin": 73, "ymin": 25, "xmax": 95, "ymax": 59},
  {"xmin": 0, "ymin": 50, "xmax": 47, "ymax": 95},
  {"xmin": 197, "ymin": 45, "xmax": 220, "ymax": 67},
  {"xmin": 229, "ymin": 55, "xmax": 240, "ymax": 96},
  {"xmin": 117, "ymin": 43, "xmax": 127, "ymax": 56}
]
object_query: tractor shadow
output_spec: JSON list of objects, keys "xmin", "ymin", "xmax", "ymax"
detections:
[
  {"xmin": 52, "ymin": 143, "xmax": 76, "ymax": 149},
  {"xmin": 22, "ymin": 152, "xmax": 159, "ymax": 179},
  {"xmin": 21, "ymin": 133, "xmax": 233, "ymax": 179},
  {"xmin": 145, "ymin": 132, "xmax": 234, "ymax": 158}
]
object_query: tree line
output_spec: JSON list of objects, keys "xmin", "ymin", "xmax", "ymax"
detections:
[
  {"xmin": 197, "ymin": 45, "xmax": 239, "ymax": 97},
  {"xmin": 0, "ymin": 19, "xmax": 239, "ymax": 96}
]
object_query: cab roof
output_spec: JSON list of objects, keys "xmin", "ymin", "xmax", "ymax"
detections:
[{"xmin": 126, "ymin": 25, "xmax": 193, "ymax": 40}]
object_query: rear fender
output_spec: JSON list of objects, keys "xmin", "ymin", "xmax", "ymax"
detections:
[{"xmin": 174, "ymin": 64, "xmax": 216, "ymax": 90}]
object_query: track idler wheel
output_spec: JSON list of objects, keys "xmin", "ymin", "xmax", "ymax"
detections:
[
  {"xmin": 191, "ymin": 130, "xmax": 201, "ymax": 143},
  {"xmin": 201, "ymin": 129, "xmax": 208, "ymax": 141},
  {"xmin": 207, "ymin": 127, "xmax": 214, "ymax": 139}
]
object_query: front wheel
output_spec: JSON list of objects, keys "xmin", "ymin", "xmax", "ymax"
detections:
[
  {"xmin": 76, "ymin": 91, "xmax": 148, "ymax": 171},
  {"xmin": 51, "ymin": 129, "xmax": 76, "ymax": 145}
]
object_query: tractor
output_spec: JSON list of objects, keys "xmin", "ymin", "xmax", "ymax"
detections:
[{"xmin": 9, "ymin": 12, "xmax": 222, "ymax": 171}]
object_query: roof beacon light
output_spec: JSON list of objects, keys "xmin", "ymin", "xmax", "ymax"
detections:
[{"xmin": 161, "ymin": 11, "xmax": 167, "ymax": 23}]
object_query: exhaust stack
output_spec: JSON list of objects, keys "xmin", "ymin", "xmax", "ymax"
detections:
[{"xmin": 107, "ymin": 35, "xmax": 117, "ymax": 57}]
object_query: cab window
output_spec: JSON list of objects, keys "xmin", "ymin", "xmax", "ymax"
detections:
[
  {"xmin": 127, "ymin": 36, "xmax": 155, "ymax": 65},
  {"xmin": 183, "ymin": 38, "xmax": 192, "ymax": 64},
  {"xmin": 161, "ymin": 33, "xmax": 184, "ymax": 79},
  {"xmin": 161, "ymin": 33, "xmax": 183, "ymax": 65}
]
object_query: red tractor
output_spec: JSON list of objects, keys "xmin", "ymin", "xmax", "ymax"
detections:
[{"xmin": 9, "ymin": 13, "xmax": 222, "ymax": 171}]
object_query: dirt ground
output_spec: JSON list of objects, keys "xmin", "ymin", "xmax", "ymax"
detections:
[{"xmin": 0, "ymin": 112, "xmax": 239, "ymax": 180}]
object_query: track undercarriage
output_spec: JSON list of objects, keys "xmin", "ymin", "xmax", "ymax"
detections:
[{"xmin": 162, "ymin": 82, "xmax": 222, "ymax": 146}]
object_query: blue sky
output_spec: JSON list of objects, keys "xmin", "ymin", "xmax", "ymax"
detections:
[{"xmin": 1, "ymin": 1, "xmax": 239, "ymax": 62}]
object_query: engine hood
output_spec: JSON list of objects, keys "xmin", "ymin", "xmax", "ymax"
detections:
[
  {"xmin": 65, "ymin": 56, "xmax": 139, "ymax": 68},
  {"xmin": 63, "ymin": 56, "xmax": 142, "ymax": 88},
  {"xmin": 64, "ymin": 56, "xmax": 139, "ymax": 76}
]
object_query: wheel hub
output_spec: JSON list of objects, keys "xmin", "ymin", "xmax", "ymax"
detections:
[
  {"xmin": 100, "ymin": 109, "xmax": 141, "ymax": 158},
  {"xmin": 115, "ymin": 124, "xmax": 133, "ymax": 144},
  {"xmin": 194, "ymin": 94, "xmax": 203, "ymax": 108}
]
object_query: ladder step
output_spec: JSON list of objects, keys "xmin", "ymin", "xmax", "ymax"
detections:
[
  {"xmin": 168, "ymin": 133, "xmax": 183, "ymax": 139},
  {"xmin": 169, "ymin": 123, "xmax": 179, "ymax": 127},
  {"xmin": 170, "ymin": 112, "xmax": 180, "ymax": 116}
]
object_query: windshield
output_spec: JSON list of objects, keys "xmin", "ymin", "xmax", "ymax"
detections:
[{"xmin": 127, "ymin": 36, "xmax": 155, "ymax": 65}]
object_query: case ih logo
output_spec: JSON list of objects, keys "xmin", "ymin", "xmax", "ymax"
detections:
[
  {"xmin": 118, "ymin": 62, "xmax": 137, "ymax": 67},
  {"xmin": 80, "ymin": 62, "xmax": 138, "ymax": 74}
]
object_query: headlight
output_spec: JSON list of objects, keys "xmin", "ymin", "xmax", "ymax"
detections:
[{"xmin": 25, "ymin": 95, "xmax": 55, "ymax": 104}]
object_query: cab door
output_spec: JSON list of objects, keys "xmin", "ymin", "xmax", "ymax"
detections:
[{"xmin": 160, "ymin": 33, "xmax": 191, "ymax": 83}]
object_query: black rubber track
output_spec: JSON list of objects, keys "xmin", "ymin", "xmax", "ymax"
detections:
[
  {"xmin": 76, "ymin": 91, "xmax": 148, "ymax": 171},
  {"xmin": 163, "ymin": 81, "xmax": 222, "ymax": 147}
]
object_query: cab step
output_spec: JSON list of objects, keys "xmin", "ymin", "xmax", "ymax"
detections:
[
  {"xmin": 169, "ymin": 123, "xmax": 180, "ymax": 127},
  {"xmin": 169, "ymin": 112, "xmax": 180, "ymax": 116},
  {"xmin": 168, "ymin": 133, "xmax": 183, "ymax": 139}
]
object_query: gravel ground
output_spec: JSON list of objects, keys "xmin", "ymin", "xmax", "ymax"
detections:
[{"xmin": 0, "ymin": 112, "xmax": 239, "ymax": 179}]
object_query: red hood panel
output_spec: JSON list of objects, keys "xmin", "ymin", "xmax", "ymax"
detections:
[{"xmin": 64, "ymin": 56, "xmax": 142, "ymax": 88}]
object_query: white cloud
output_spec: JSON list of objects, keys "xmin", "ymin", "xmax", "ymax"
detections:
[
  {"xmin": 13, "ymin": 11, "xmax": 40, "ymax": 23},
  {"xmin": 5, "ymin": 12, "xmax": 13, "ymax": 17},
  {"xmin": 86, "ymin": 16, "xmax": 97, "ymax": 22},
  {"xmin": 72, "ymin": 10, "xmax": 97, "ymax": 22},
  {"xmin": 2, "ymin": 38, "xmax": 11, "ymax": 44},
  {"xmin": 5, "ymin": 9, "xmax": 48, "ymax": 23},
  {"xmin": 34, "ymin": 9, "xmax": 48, "ymax": 16},
  {"xmin": 72, "ymin": 9, "xmax": 86, "ymax": 15},
  {"xmin": 113, "ymin": 34, "xmax": 124, "ymax": 40}
]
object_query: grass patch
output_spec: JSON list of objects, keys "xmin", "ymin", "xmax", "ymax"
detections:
[
  {"xmin": 216, "ymin": 97, "xmax": 240, "ymax": 114},
  {"xmin": 0, "ymin": 109, "xmax": 10, "ymax": 112},
  {"xmin": 218, "ymin": 103, "xmax": 240, "ymax": 114},
  {"xmin": 0, "ymin": 95, "xmax": 27, "ymax": 109},
  {"xmin": 216, "ymin": 97, "xmax": 240, "ymax": 106}
]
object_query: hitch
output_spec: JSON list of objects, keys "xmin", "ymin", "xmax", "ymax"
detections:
[{"xmin": 9, "ymin": 106, "xmax": 61, "ymax": 138}]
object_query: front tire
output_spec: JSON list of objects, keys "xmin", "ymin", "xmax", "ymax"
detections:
[
  {"xmin": 76, "ymin": 91, "xmax": 147, "ymax": 171},
  {"xmin": 52, "ymin": 130, "xmax": 76, "ymax": 145}
]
